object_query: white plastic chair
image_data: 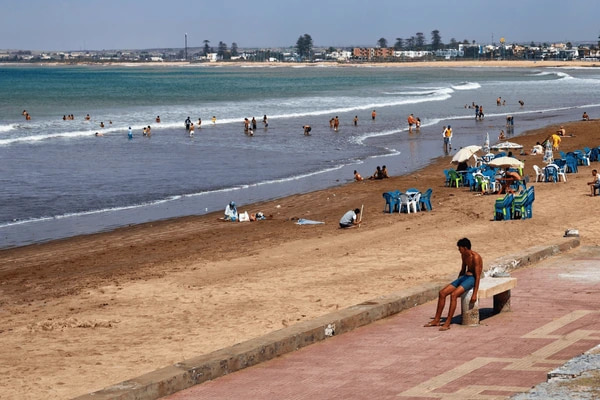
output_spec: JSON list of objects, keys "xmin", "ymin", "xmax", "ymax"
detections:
[
  {"xmin": 399, "ymin": 193, "xmax": 417, "ymax": 214},
  {"xmin": 533, "ymin": 165, "xmax": 545, "ymax": 182},
  {"xmin": 412, "ymin": 192, "xmax": 421, "ymax": 212},
  {"xmin": 557, "ymin": 165, "xmax": 567, "ymax": 182}
]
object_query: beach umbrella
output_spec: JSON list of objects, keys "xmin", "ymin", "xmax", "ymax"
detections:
[
  {"xmin": 491, "ymin": 141, "xmax": 523, "ymax": 150},
  {"xmin": 543, "ymin": 140, "xmax": 554, "ymax": 164},
  {"xmin": 487, "ymin": 156, "xmax": 524, "ymax": 169},
  {"xmin": 483, "ymin": 132, "xmax": 490, "ymax": 154},
  {"xmin": 451, "ymin": 145, "xmax": 482, "ymax": 163}
]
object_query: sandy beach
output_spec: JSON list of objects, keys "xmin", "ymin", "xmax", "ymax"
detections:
[{"xmin": 2, "ymin": 117, "xmax": 600, "ymax": 399}]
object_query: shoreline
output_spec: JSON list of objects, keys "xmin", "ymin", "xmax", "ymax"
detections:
[
  {"xmin": 2, "ymin": 118, "xmax": 600, "ymax": 398},
  {"xmin": 3, "ymin": 59, "xmax": 600, "ymax": 69}
]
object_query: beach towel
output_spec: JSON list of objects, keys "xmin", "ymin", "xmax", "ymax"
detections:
[{"xmin": 296, "ymin": 218, "xmax": 325, "ymax": 225}]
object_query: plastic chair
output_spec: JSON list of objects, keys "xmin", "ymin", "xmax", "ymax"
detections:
[
  {"xmin": 418, "ymin": 188, "xmax": 433, "ymax": 211},
  {"xmin": 576, "ymin": 151, "xmax": 590, "ymax": 166},
  {"xmin": 382, "ymin": 191, "xmax": 400, "ymax": 213},
  {"xmin": 443, "ymin": 169, "xmax": 451, "ymax": 187},
  {"xmin": 494, "ymin": 193, "xmax": 513, "ymax": 221},
  {"xmin": 399, "ymin": 193, "xmax": 417, "ymax": 214},
  {"xmin": 525, "ymin": 186, "xmax": 535, "ymax": 218},
  {"xmin": 533, "ymin": 165, "xmax": 545, "ymax": 182},
  {"xmin": 544, "ymin": 165, "xmax": 559, "ymax": 183},
  {"xmin": 481, "ymin": 153, "xmax": 494, "ymax": 163},
  {"xmin": 557, "ymin": 165, "xmax": 567, "ymax": 182},
  {"xmin": 447, "ymin": 169, "xmax": 463, "ymax": 188},
  {"xmin": 412, "ymin": 192, "xmax": 421, "ymax": 212},
  {"xmin": 464, "ymin": 172, "xmax": 477, "ymax": 191},
  {"xmin": 474, "ymin": 174, "xmax": 488, "ymax": 193},
  {"xmin": 565, "ymin": 155, "xmax": 578, "ymax": 173}
]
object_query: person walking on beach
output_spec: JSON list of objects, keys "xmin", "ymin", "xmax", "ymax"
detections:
[
  {"xmin": 251, "ymin": 117, "xmax": 257, "ymax": 131},
  {"xmin": 128, "ymin": 127, "xmax": 133, "ymax": 140},
  {"xmin": 263, "ymin": 115, "xmax": 269, "ymax": 128},
  {"xmin": 371, "ymin": 110, "xmax": 376, "ymax": 121},
  {"xmin": 424, "ymin": 238, "xmax": 482, "ymax": 331},
  {"xmin": 185, "ymin": 117, "xmax": 191, "ymax": 131},
  {"xmin": 353, "ymin": 115, "xmax": 358, "ymax": 126},
  {"xmin": 339, "ymin": 208, "xmax": 361, "ymax": 229},
  {"xmin": 333, "ymin": 116, "xmax": 339, "ymax": 132},
  {"xmin": 303, "ymin": 125, "xmax": 312, "ymax": 135},
  {"xmin": 442, "ymin": 125, "xmax": 453, "ymax": 153},
  {"xmin": 197, "ymin": 118, "xmax": 202, "ymax": 128}
]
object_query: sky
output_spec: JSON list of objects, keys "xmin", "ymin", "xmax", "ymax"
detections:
[{"xmin": 1, "ymin": 0, "xmax": 599, "ymax": 51}]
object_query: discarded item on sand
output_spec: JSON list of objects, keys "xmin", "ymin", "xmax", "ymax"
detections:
[
  {"xmin": 238, "ymin": 211, "xmax": 250, "ymax": 222},
  {"xmin": 564, "ymin": 229, "xmax": 579, "ymax": 237},
  {"xmin": 296, "ymin": 218, "xmax": 325, "ymax": 225}
]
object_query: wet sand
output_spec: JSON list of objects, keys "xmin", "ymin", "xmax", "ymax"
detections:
[{"xmin": 1, "ymin": 118, "xmax": 600, "ymax": 398}]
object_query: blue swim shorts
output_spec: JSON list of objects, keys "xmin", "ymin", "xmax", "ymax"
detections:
[{"xmin": 450, "ymin": 275, "xmax": 475, "ymax": 291}]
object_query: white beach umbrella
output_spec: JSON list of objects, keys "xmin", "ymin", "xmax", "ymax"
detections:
[
  {"xmin": 483, "ymin": 132, "xmax": 490, "ymax": 154},
  {"xmin": 487, "ymin": 156, "xmax": 524, "ymax": 169},
  {"xmin": 451, "ymin": 145, "xmax": 482, "ymax": 163},
  {"xmin": 491, "ymin": 141, "xmax": 523, "ymax": 150},
  {"xmin": 543, "ymin": 140, "xmax": 554, "ymax": 164}
]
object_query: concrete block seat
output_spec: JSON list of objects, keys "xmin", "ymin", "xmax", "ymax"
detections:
[{"xmin": 461, "ymin": 276, "xmax": 517, "ymax": 326}]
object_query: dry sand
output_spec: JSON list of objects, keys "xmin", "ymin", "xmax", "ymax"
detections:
[{"xmin": 1, "ymin": 118, "xmax": 600, "ymax": 399}]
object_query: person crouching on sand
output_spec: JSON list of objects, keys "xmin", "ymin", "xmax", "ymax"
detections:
[
  {"xmin": 339, "ymin": 208, "xmax": 361, "ymax": 229},
  {"xmin": 354, "ymin": 170, "xmax": 363, "ymax": 181}
]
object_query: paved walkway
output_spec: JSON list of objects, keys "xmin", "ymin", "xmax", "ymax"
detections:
[{"xmin": 165, "ymin": 245, "xmax": 600, "ymax": 400}]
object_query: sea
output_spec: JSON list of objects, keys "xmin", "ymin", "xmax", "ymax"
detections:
[{"xmin": 1, "ymin": 63, "xmax": 600, "ymax": 249}]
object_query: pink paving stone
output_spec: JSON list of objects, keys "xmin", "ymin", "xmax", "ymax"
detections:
[{"xmin": 165, "ymin": 247, "xmax": 600, "ymax": 400}]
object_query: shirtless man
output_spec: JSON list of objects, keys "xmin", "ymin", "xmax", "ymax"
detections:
[
  {"xmin": 424, "ymin": 238, "xmax": 482, "ymax": 331},
  {"xmin": 407, "ymin": 114, "xmax": 416, "ymax": 132}
]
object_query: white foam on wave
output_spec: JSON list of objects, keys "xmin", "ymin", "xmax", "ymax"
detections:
[
  {"xmin": 0, "ymin": 123, "xmax": 17, "ymax": 133},
  {"xmin": 450, "ymin": 81, "xmax": 481, "ymax": 90}
]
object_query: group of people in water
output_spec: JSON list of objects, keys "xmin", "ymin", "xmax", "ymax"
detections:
[{"xmin": 242, "ymin": 115, "xmax": 268, "ymax": 136}]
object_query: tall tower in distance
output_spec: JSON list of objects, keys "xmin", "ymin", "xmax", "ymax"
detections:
[{"xmin": 185, "ymin": 33, "xmax": 188, "ymax": 61}]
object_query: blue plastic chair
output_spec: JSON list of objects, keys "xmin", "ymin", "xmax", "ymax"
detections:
[
  {"xmin": 494, "ymin": 193, "xmax": 513, "ymax": 221},
  {"xmin": 565, "ymin": 156, "xmax": 578, "ymax": 173},
  {"xmin": 544, "ymin": 165, "xmax": 559, "ymax": 183},
  {"xmin": 418, "ymin": 188, "xmax": 433, "ymax": 211},
  {"xmin": 481, "ymin": 153, "xmax": 495, "ymax": 163},
  {"xmin": 443, "ymin": 169, "xmax": 451, "ymax": 187},
  {"xmin": 382, "ymin": 191, "xmax": 400, "ymax": 213},
  {"xmin": 513, "ymin": 186, "xmax": 535, "ymax": 219}
]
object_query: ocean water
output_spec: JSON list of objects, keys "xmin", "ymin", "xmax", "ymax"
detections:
[{"xmin": 1, "ymin": 64, "xmax": 600, "ymax": 248}]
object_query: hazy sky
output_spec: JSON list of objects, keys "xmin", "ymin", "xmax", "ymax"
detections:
[{"xmin": 1, "ymin": 0, "xmax": 599, "ymax": 51}]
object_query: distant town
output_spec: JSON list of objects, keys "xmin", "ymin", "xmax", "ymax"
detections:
[{"xmin": 2, "ymin": 36, "xmax": 600, "ymax": 64}]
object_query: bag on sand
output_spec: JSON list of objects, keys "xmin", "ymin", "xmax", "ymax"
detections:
[{"xmin": 239, "ymin": 211, "xmax": 250, "ymax": 222}]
